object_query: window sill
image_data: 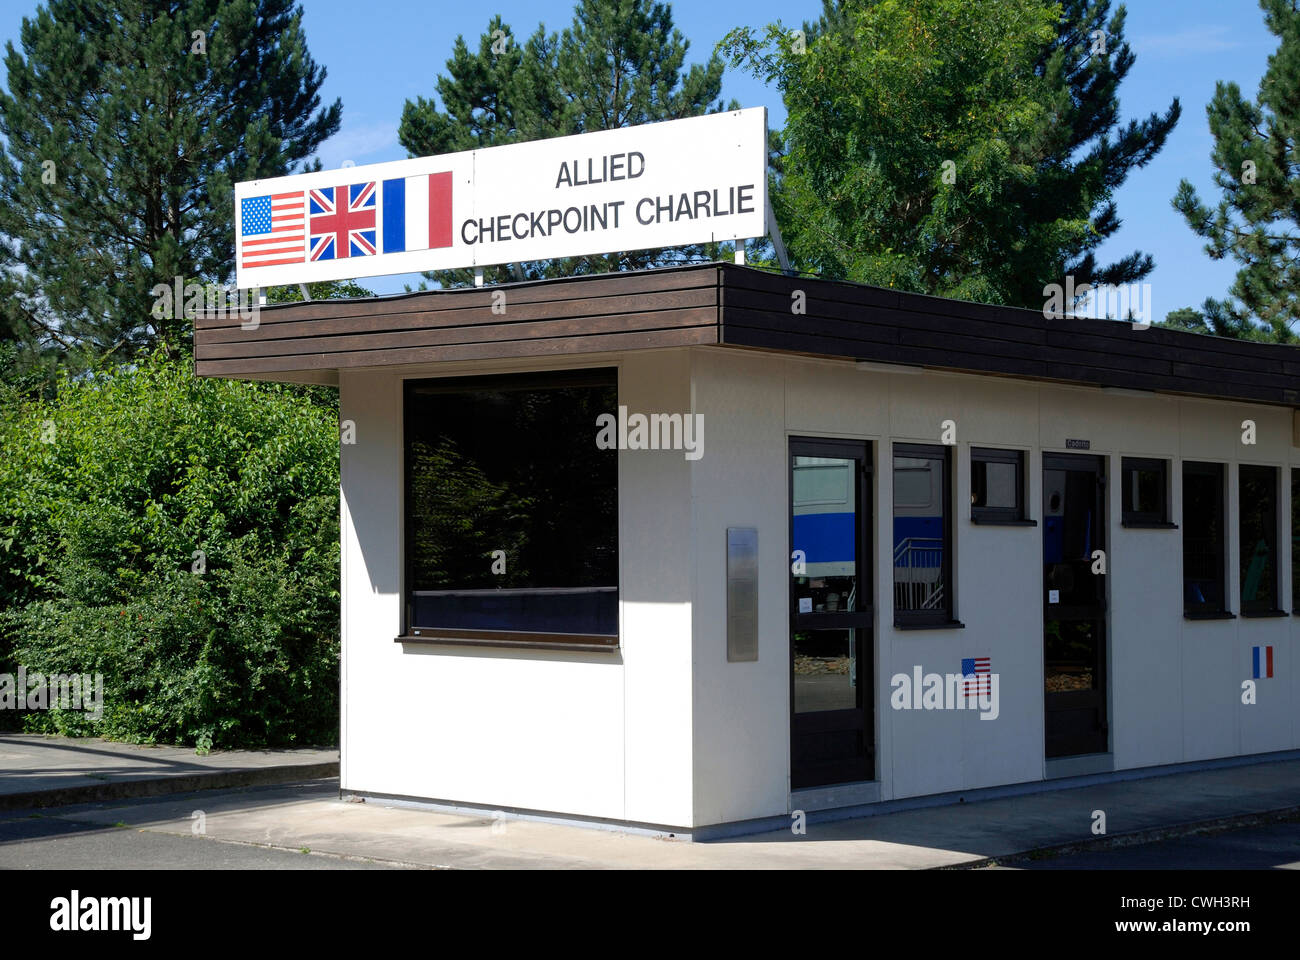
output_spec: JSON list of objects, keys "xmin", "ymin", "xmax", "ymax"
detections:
[
  {"xmin": 1240, "ymin": 609, "xmax": 1288, "ymax": 619},
  {"xmin": 396, "ymin": 629, "xmax": 619, "ymax": 652},
  {"xmin": 1122, "ymin": 520, "xmax": 1179, "ymax": 529},
  {"xmin": 894, "ymin": 620, "xmax": 965, "ymax": 631},
  {"xmin": 1184, "ymin": 610, "xmax": 1236, "ymax": 621},
  {"xmin": 970, "ymin": 516, "xmax": 1036, "ymax": 526}
]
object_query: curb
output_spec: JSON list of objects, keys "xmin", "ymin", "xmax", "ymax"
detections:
[
  {"xmin": 0, "ymin": 761, "xmax": 339, "ymax": 812},
  {"xmin": 946, "ymin": 804, "xmax": 1300, "ymax": 869}
]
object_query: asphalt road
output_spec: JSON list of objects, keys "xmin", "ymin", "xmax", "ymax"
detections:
[{"xmin": 997, "ymin": 822, "xmax": 1300, "ymax": 870}]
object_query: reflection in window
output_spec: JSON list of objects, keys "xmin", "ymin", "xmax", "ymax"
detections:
[
  {"xmin": 792, "ymin": 628, "xmax": 859, "ymax": 713},
  {"xmin": 1183, "ymin": 462, "xmax": 1226, "ymax": 614},
  {"xmin": 893, "ymin": 445, "xmax": 951, "ymax": 624},
  {"xmin": 1122, "ymin": 457, "xmax": 1169, "ymax": 524},
  {"xmin": 1239, "ymin": 464, "xmax": 1278, "ymax": 614},
  {"xmin": 404, "ymin": 369, "xmax": 618, "ymax": 638},
  {"xmin": 971, "ymin": 448, "xmax": 1024, "ymax": 520},
  {"xmin": 1293, "ymin": 470, "xmax": 1299, "ymax": 613},
  {"xmin": 1045, "ymin": 619, "xmax": 1100, "ymax": 692},
  {"xmin": 791, "ymin": 456, "xmax": 857, "ymax": 614}
]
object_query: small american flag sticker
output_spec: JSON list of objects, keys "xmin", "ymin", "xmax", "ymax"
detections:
[{"xmin": 962, "ymin": 657, "xmax": 991, "ymax": 697}]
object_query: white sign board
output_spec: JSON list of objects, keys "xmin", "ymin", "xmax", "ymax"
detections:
[{"xmin": 234, "ymin": 107, "xmax": 768, "ymax": 289}]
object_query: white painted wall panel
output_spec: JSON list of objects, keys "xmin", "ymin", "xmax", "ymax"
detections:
[{"xmin": 338, "ymin": 343, "xmax": 1299, "ymax": 829}]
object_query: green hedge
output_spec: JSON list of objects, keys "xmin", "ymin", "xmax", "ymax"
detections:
[{"xmin": 0, "ymin": 354, "xmax": 340, "ymax": 750}]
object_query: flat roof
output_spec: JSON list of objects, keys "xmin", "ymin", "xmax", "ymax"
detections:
[{"xmin": 195, "ymin": 263, "xmax": 1300, "ymax": 408}]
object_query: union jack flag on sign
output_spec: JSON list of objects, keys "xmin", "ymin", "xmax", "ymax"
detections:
[{"xmin": 309, "ymin": 182, "xmax": 377, "ymax": 260}]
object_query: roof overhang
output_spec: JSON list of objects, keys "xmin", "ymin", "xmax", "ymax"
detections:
[{"xmin": 195, "ymin": 263, "xmax": 1300, "ymax": 408}]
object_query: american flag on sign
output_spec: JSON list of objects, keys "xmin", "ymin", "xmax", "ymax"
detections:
[
  {"xmin": 240, "ymin": 192, "xmax": 305, "ymax": 268},
  {"xmin": 962, "ymin": 657, "xmax": 991, "ymax": 698},
  {"xmin": 309, "ymin": 182, "xmax": 377, "ymax": 261}
]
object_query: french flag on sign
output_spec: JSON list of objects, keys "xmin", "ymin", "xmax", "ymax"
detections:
[{"xmin": 382, "ymin": 172, "xmax": 453, "ymax": 253}]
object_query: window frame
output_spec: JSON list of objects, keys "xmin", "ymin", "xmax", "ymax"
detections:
[
  {"xmin": 892, "ymin": 442, "xmax": 958, "ymax": 629},
  {"xmin": 970, "ymin": 447, "xmax": 1030, "ymax": 524},
  {"xmin": 1239, "ymin": 462, "xmax": 1283, "ymax": 618},
  {"xmin": 1121, "ymin": 456, "xmax": 1174, "ymax": 527},
  {"xmin": 1182, "ymin": 460, "xmax": 1229, "ymax": 619},
  {"xmin": 399, "ymin": 367, "xmax": 621, "ymax": 650}
]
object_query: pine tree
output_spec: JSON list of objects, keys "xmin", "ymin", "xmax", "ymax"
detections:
[
  {"xmin": 725, "ymin": 0, "xmax": 1179, "ymax": 307},
  {"xmin": 1172, "ymin": 0, "xmax": 1300, "ymax": 342},
  {"xmin": 398, "ymin": 0, "xmax": 736, "ymax": 288},
  {"xmin": 0, "ymin": 0, "xmax": 341, "ymax": 364}
]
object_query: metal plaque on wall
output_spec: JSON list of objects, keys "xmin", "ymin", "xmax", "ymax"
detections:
[{"xmin": 727, "ymin": 527, "xmax": 759, "ymax": 662}]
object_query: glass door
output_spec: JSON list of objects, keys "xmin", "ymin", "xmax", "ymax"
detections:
[
  {"xmin": 789, "ymin": 438, "xmax": 874, "ymax": 788},
  {"xmin": 1043, "ymin": 453, "xmax": 1108, "ymax": 758}
]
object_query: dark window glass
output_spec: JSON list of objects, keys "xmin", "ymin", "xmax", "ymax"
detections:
[
  {"xmin": 1239, "ymin": 464, "xmax": 1279, "ymax": 614},
  {"xmin": 1122, "ymin": 457, "xmax": 1169, "ymax": 524},
  {"xmin": 1293, "ymin": 470, "xmax": 1299, "ymax": 613},
  {"xmin": 971, "ymin": 448, "xmax": 1024, "ymax": 520},
  {"xmin": 893, "ymin": 443, "xmax": 952, "ymax": 624},
  {"xmin": 404, "ymin": 369, "xmax": 618, "ymax": 638},
  {"xmin": 1183, "ymin": 462, "xmax": 1226, "ymax": 614},
  {"xmin": 1042, "ymin": 462, "xmax": 1106, "ymax": 609}
]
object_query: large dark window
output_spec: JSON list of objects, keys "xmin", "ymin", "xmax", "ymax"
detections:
[
  {"xmin": 1239, "ymin": 464, "xmax": 1280, "ymax": 616},
  {"xmin": 1183, "ymin": 462, "xmax": 1227, "ymax": 616},
  {"xmin": 893, "ymin": 443, "xmax": 954, "ymax": 627},
  {"xmin": 403, "ymin": 369, "xmax": 618, "ymax": 644}
]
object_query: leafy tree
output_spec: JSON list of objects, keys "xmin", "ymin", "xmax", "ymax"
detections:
[
  {"xmin": 1172, "ymin": 0, "xmax": 1300, "ymax": 343},
  {"xmin": 723, "ymin": 0, "xmax": 1180, "ymax": 307},
  {"xmin": 1159, "ymin": 303, "xmax": 1262, "ymax": 341},
  {"xmin": 0, "ymin": 353, "xmax": 340, "ymax": 748},
  {"xmin": 398, "ymin": 0, "xmax": 737, "ymax": 288},
  {"xmin": 0, "ymin": 0, "xmax": 341, "ymax": 365},
  {"xmin": 265, "ymin": 278, "xmax": 374, "ymax": 307}
]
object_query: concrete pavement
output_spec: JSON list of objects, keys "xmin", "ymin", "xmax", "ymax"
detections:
[
  {"xmin": 3, "ymin": 752, "xmax": 1299, "ymax": 868},
  {"xmin": 0, "ymin": 733, "xmax": 338, "ymax": 810}
]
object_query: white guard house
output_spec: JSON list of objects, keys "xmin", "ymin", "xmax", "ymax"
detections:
[{"xmin": 200, "ymin": 110, "xmax": 1300, "ymax": 837}]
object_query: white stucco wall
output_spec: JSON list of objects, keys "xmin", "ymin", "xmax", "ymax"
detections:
[
  {"xmin": 338, "ymin": 344, "xmax": 1298, "ymax": 830},
  {"xmin": 688, "ymin": 347, "xmax": 1299, "ymax": 826},
  {"xmin": 339, "ymin": 350, "xmax": 695, "ymax": 826}
]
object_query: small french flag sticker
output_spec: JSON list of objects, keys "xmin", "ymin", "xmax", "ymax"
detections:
[{"xmin": 1252, "ymin": 645, "xmax": 1273, "ymax": 679}]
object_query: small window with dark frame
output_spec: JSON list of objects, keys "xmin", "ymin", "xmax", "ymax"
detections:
[
  {"xmin": 1122, "ymin": 457, "xmax": 1170, "ymax": 526},
  {"xmin": 971, "ymin": 448, "xmax": 1025, "ymax": 522},
  {"xmin": 1183, "ymin": 462, "xmax": 1226, "ymax": 615},
  {"xmin": 893, "ymin": 443, "xmax": 954, "ymax": 626},
  {"xmin": 1239, "ymin": 463, "xmax": 1280, "ymax": 615},
  {"xmin": 403, "ymin": 368, "xmax": 619, "ymax": 644}
]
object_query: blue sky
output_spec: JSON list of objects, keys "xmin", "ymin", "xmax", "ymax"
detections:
[{"xmin": 0, "ymin": 0, "xmax": 1282, "ymax": 310}]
